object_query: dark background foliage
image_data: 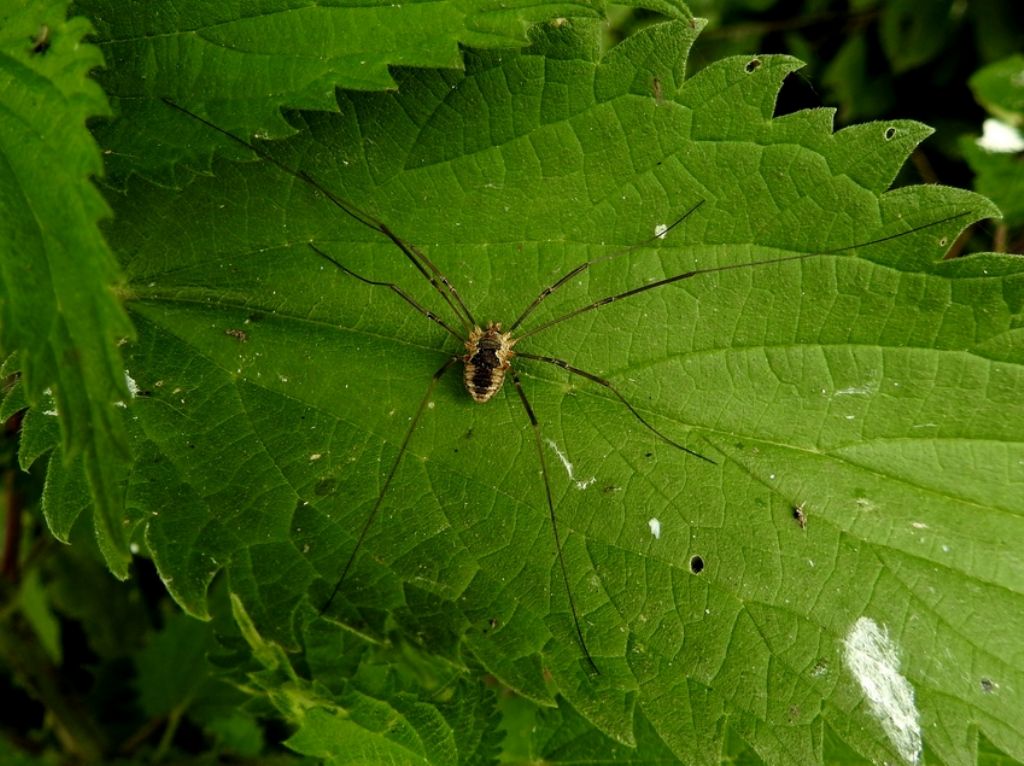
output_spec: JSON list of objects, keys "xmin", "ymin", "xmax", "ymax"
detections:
[{"xmin": 2, "ymin": 0, "xmax": 1021, "ymax": 763}]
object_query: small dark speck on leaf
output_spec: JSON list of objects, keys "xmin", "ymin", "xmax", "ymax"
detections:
[
  {"xmin": 644, "ymin": 451, "xmax": 653, "ymax": 458},
  {"xmin": 980, "ymin": 678, "xmax": 996, "ymax": 693},
  {"xmin": 315, "ymin": 478, "xmax": 337, "ymax": 496},
  {"xmin": 689, "ymin": 555, "xmax": 704, "ymax": 574},
  {"xmin": 745, "ymin": 58, "xmax": 761, "ymax": 73},
  {"xmin": 30, "ymin": 25, "xmax": 50, "ymax": 55},
  {"xmin": 601, "ymin": 484, "xmax": 621, "ymax": 495},
  {"xmin": 792, "ymin": 504, "xmax": 807, "ymax": 528},
  {"xmin": 464, "ymin": 428, "xmax": 474, "ymax": 440},
  {"xmin": 225, "ymin": 328, "xmax": 248, "ymax": 342},
  {"xmin": 247, "ymin": 312, "xmax": 265, "ymax": 323}
]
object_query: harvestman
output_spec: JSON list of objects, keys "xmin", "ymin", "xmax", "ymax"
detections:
[{"xmin": 164, "ymin": 99, "xmax": 967, "ymax": 673}]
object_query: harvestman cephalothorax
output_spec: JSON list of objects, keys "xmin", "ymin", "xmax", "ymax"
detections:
[{"xmin": 164, "ymin": 98, "xmax": 968, "ymax": 674}]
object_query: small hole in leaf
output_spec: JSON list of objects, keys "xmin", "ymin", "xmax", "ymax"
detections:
[
  {"xmin": 689, "ymin": 555, "xmax": 704, "ymax": 574},
  {"xmin": 745, "ymin": 58, "xmax": 761, "ymax": 74},
  {"xmin": 938, "ymin": 236, "xmax": 948, "ymax": 247},
  {"xmin": 884, "ymin": 126, "xmax": 897, "ymax": 140}
]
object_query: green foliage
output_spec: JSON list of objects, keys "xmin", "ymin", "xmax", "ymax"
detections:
[
  {"xmin": 1, "ymin": 0, "xmax": 1023, "ymax": 764},
  {"xmin": 0, "ymin": 0, "xmax": 134, "ymax": 575},
  {"xmin": 82, "ymin": 0, "xmax": 691, "ymax": 184},
  {"xmin": 962, "ymin": 54, "xmax": 1024, "ymax": 230}
]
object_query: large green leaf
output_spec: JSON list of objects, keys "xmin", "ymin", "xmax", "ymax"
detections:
[
  {"xmin": 0, "ymin": 0, "xmax": 133, "ymax": 574},
  {"xmin": 101, "ymin": 16, "xmax": 1022, "ymax": 766},
  {"xmin": 79, "ymin": 0, "xmax": 691, "ymax": 184}
]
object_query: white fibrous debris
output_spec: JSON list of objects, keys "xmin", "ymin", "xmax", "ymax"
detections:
[
  {"xmin": 648, "ymin": 518, "xmax": 661, "ymax": 539},
  {"xmin": 115, "ymin": 370, "xmax": 140, "ymax": 407},
  {"xmin": 545, "ymin": 438, "xmax": 595, "ymax": 490},
  {"xmin": 843, "ymin": 617, "xmax": 922, "ymax": 765},
  {"xmin": 124, "ymin": 370, "xmax": 139, "ymax": 397}
]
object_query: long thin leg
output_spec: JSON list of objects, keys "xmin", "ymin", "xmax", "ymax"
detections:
[
  {"xmin": 512, "ymin": 372, "xmax": 600, "ymax": 675},
  {"xmin": 320, "ymin": 356, "xmax": 460, "ymax": 615},
  {"xmin": 162, "ymin": 97, "xmax": 477, "ymax": 333},
  {"xmin": 308, "ymin": 244, "xmax": 465, "ymax": 342},
  {"xmin": 507, "ymin": 199, "xmax": 705, "ymax": 333},
  {"xmin": 518, "ymin": 352, "xmax": 714, "ymax": 464},
  {"xmin": 517, "ymin": 211, "xmax": 971, "ymax": 341}
]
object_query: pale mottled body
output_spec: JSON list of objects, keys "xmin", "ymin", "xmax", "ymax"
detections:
[{"xmin": 463, "ymin": 323, "xmax": 516, "ymax": 403}]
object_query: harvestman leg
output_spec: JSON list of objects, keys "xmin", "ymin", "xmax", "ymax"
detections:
[
  {"xmin": 511, "ymin": 372, "xmax": 601, "ymax": 675},
  {"xmin": 321, "ymin": 356, "xmax": 461, "ymax": 614},
  {"xmin": 309, "ymin": 248, "xmax": 467, "ymax": 615},
  {"xmin": 161, "ymin": 97, "xmax": 477, "ymax": 334},
  {"xmin": 516, "ymin": 212, "xmax": 973, "ymax": 341},
  {"xmin": 507, "ymin": 200, "xmax": 706, "ymax": 334},
  {"xmin": 517, "ymin": 352, "xmax": 715, "ymax": 463},
  {"xmin": 307, "ymin": 244, "xmax": 465, "ymax": 342}
]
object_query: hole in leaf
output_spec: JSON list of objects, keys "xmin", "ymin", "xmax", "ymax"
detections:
[
  {"xmin": 939, "ymin": 236, "xmax": 948, "ymax": 247},
  {"xmin": 884, "ymin": 126, "xmax": 897, "ymax": 140},
  {"xmin": 689, "ymin": 555, "xmax": 704, "ymax": 574},
  {"xmin": 745, "ymin": 58, "xmax": 761, "ymax": 73}
]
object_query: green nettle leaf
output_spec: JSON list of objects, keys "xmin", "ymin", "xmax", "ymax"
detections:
[
  {"xmin": 225, "ymin": 593, "xmax": 501, "ymax": 765},
  {"xmin": 79, "ymin": 0, "xmax": 691, "ymax": 183},
  {"xmin": 0, "ymin": 0, "xmax": 133, "ymax": 574},
  {"xmin": 99, "ymin": 15, "xmax": 1023, "ymax": 766}
]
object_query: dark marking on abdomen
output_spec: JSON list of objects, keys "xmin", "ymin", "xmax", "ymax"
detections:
[{"xmin": 470, "ymin": 349, "xmax": 499, "ymax": 395}]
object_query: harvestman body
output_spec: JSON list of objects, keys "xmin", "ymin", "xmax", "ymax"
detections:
[
  {"xmin": 464, "ymin": 324, "xmax": 516, "ymax": 403},
  {"xmin": 164, "ymin": 98, "xmax": 967, "ymax": 674}
]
